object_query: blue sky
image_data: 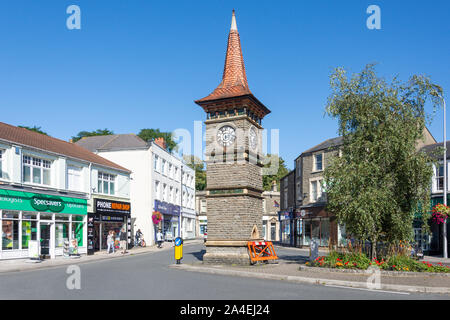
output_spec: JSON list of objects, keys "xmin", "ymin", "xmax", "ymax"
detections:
[{"xmin": 0, "ymin": 1, "xmax": 449, "ymax": 170}]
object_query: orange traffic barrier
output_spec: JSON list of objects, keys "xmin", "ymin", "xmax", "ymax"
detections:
[{"xmin": 248, "ymin": 241, "xmax": 278, "ymax": 263}]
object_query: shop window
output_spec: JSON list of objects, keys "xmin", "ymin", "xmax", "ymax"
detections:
[
  {"xmin": 72, "ymin": 216, "xmax": 84, "ymax": 247},
  {"xmin": 97, "ymin": 172, "xmax": 116, "ymax": 195},
  {"xmin": 22, "ymin": 220, "xmax": 37, "ymax": 249},
  {"xmin": 2, "ymin": 211, "xmax": 19, "ymax": 250},
  {"xmin": 40, "ymin": 213, "xmax": 53, "ymax": 220},
  {"xmin": 320, "ymin": 219, "xmax": 330, "ymax": 246},
  {"xmin": 55, "ymin": 222, "xmax": 69, "ymax": 248},
  {"xmin": 303, "ymin": 220, "xmax": 311, "ymax": 246},
  {"xmin": 22, "ymin": 155, "xmax": 51, "ymax": 186}
]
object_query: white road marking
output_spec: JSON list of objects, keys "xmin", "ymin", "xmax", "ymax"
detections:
[{"xmin": 324, "ymin": 284, "xmax": 410, "ymax": 295}]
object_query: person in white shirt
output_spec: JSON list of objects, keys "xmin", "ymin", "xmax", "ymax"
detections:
[{"xmin": 156, "ymin": 230, "xmax": 163, "ymax": 248}]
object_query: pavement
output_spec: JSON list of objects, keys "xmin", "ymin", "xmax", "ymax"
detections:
[
  {"xmin": 0, "ymin": 239, "xmax": 203, "ymax": 273},
  {"xmin": 1, "ymin": 240, "xmax": 449, "ymax": 295}
]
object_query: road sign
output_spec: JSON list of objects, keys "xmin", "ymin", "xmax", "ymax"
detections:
[{"xmin": 174, "ymin": 237, "xmax": 183, "ymax": 264}]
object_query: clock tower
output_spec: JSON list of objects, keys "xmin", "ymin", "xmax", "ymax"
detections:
[{"xmin": 195, "ymin": 10, "xmax": 271, "ymax": 264}]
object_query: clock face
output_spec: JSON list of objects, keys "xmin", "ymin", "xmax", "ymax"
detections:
[
  {"xmin": 217, "ymin": 125, "xmax": 236, "ymax": 147},
  {"xmin": 249, "ymin": 127, "xmax": 258, "ymax": 150}
]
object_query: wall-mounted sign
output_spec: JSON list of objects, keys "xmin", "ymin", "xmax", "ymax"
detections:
[
  {"xmin": 0, "ymin": 189, "xmax": 87, "ymax": 215},
  {"xmin": 31, "ymin": 196, "xmax": 65, "ymax": 213},
  {"xmin": 95, "ymin": 199, "xmax": 131, "ymax": 215},
  {"xmin": 154, "ymin": 200, "xmax": 180, "ymax": 216}
]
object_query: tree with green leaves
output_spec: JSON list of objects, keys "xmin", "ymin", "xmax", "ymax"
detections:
[
  {"xmin": 183, "ymin": 155, "xmax": 206, "ymax": 191},
  {"xmin": 19, "ymin": 125, "xmax": 48, "ymax": 135},
  {"xmin": 323, "ymin": 64, "xmax": 443, "ymax": 258},
  {"xmin": 262, "ymin": 154, "xmax": 289, "ymax": 192},
  {"xmin": 71, "ymin": 129, "xmax": 114, "ymax": 142},
  {"xmin": 137, "ymin": 129, "xmax": 178, "ymax": 153}
]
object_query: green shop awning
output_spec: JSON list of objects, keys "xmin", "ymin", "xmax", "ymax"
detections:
[{"xmin": 0, "ymin": 189, "xmax": 87, "ymax": 215}]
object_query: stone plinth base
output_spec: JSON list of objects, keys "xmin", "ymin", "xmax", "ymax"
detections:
[{"xmin": 202, "ymin": 245, "xmax": 251, "ymax": 265}]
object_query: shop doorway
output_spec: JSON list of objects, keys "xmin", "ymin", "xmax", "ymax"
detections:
[
  {"xmin": 270, "ymin": 223, "xmax": 276, "ymax": 241},
  {"xmin": 39, "ymin": 222, "xmax": 54, "ymax": 259}
]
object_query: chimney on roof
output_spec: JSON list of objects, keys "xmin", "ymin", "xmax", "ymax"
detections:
[{"xmin": 154, "ymin": 137, "xmax": 167, "ymax": 150}]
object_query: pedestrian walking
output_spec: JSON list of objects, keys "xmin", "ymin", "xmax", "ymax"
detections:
[
  {"xmin": 107, "ymin": 230, "xmax": 114, "ymax": 254},
  {"xmin": 156, "ymin": 229, "xmax": 163, "ymax": 248},
  {"xmin": 120, "ymin": 228, "xmax": 128, "ymax": 254}
]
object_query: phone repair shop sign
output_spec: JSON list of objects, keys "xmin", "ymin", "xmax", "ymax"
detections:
[{"xmin": 95, "ymin": 199, "xmax": 131, "ymax": 215}]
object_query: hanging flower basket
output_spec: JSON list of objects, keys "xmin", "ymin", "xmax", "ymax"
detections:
[
  {"xmin": 152, "ymin": 211, "xmax": 162, "ymax": 225},
  {"xmin": 432, "ymin": 203, "xmax": 450, "ymax": 225}
]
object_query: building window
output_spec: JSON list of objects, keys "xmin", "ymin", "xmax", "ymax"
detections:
[
  {"xmin": 435, "ymin": 165, "xmax": 445, "ymax": 191},
  {"xmin": 97, "ymin": 172, "xmax": 116, "ymax": 195},
  {"xmin": 162, "ymin": 184, "xmax": 167, "ymax": 201},
  {"xmin": 154, "ymin": 155, "xmax": 159, "ymax": 172},
  {"xmin": 174, "ymin": 167, "xmax": 178, "ymax": 181},
  {"xmin": 169, "ymin": 186, "xmax": 174, "ymax": 203},
  {"xmin": 0, "ymin": 149, "xmax": 3, "ymax": 178},
  {"xmin": 23, "ymin": 155, "xmax": 51, "ymax": 186},
  {"xmin": 161, "ymin": 160, "xmax": 166, "ymax": 176},
  {"xmin": 154, "ymin": 181, "xmax": 160, "ymax": 199},
  {"xmin": 314, "ymin": 154, "xmax": 323, "ymax": 172},
  {"xmin": 67, "ymin": 166, "xmax": 83, "ymax": 192},
  {"xmin": 310, "ymin": 179, "xmax": 323, "ymax": 202},
  {"xmin": 169, "ymin": 163, "xmax": 173, "ymax": 179},
  {"xmin": 283, "ymin": 187, "xmax": 288, "ymax": 208}
]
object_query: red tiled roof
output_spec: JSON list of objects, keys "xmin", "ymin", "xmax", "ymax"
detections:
[
  {"xmin": 0, "ymin": 122, "xmax": 131, "ymax": 173},
  {"xmin": 196, "ymin": 11, "xmax": 251, "ymax": 103}
]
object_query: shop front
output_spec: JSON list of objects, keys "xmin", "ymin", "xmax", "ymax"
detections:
[
  {"xmin": 198, "ymin": 216, "xmax": 207, "ymax": 237},
  {"xmin": 87, "ymin": 198, "xmax": 131, "ymax": 254},
  {"xmin": 0, "ymin": 188, "xmax": 87, "ymax": 260},
  {"xmin": 278, "ymin": 210, "xmax": 293, "ymax": 246},
  {"xmin": 181, "ymin": 210, "xmax": 196, "ymax": 240},
  {"xmin": 294, "ymin": 205, "xmax": 337, "ymax": 248},
  {"xmin": 154, "ymin": 200, "xmax": 180, "ymax": 242}
]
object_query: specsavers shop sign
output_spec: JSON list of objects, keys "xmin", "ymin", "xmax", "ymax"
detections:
[{"xmin": 0, "ymin": 189, "xmax": 87, "ymax": 215}]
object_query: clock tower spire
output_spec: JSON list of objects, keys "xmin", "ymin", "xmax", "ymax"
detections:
[{"xmin": 195, "ymin": 10, "xmax": 271, "ymax": 265}]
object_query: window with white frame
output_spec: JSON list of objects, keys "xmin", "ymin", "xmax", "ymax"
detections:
[
  {"xmin": 174, "ymin": 167, "xmax": 178, "ymax": 181},
  {"xmin": 154, "ymin": 180, "xmax": 160, "ymax": 199},
  {"xmin": 162, "ymin": 183, "xmax": 167, "ymax": 201},
  {"xmin": 169, "ymin": 163, "xmax": 173, "ymax": 179},
  {"xmin": 161, "ymin": 160, "xmax": 166, "ymax": 176},
  {"xmin": 310, "ymin": 179, "xmax": 323, "ymax": 202},
  {"xmin": 97, "ymin": 172, "xmax": 116, "ymax": 195},
  {"xmin": 175, "ymin": 188, "xmax": 179, "ymax": 203},
  {"xmin": 169, "ymin": 186, "xmax": 174, "ymax": 203},
  {"xmin": 67, "ymin": 165, "xmax": 83, "ymax": 192},
  {"xmin": 435, "ymin": 164, "xmax": 445, "ymax": 191},
  {"xmin": 314, "ymin": 153, "xmax": 323, "ymax": 172},
  {"xmin": 0, "ymin": 149, "xmax": 3, "ymax": 179},
  {"xmin": 23, "ymin": 155, "xmax": 52, "ymax": 185},
  {"xmin": 154, "ymin": 155, "xmax": 159, "ymax": 172}
]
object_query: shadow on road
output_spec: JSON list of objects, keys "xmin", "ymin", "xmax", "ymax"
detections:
[{"xmin": 187, "ymin": 249, "xmax": 206, "ymax": 261}]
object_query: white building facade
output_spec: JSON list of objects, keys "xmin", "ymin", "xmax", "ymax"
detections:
[
  {"xmin": 0, "ymin": 122, "xmax": 131, "ymax": 260},
  {"xmin": 76, "ymin": 135, "xmax": 196, "ymax": 245}
]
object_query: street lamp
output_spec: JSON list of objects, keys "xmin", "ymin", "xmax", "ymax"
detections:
[{"xmin": 442, "ymin": 95, "xmax": 448, "ymax": 259}]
